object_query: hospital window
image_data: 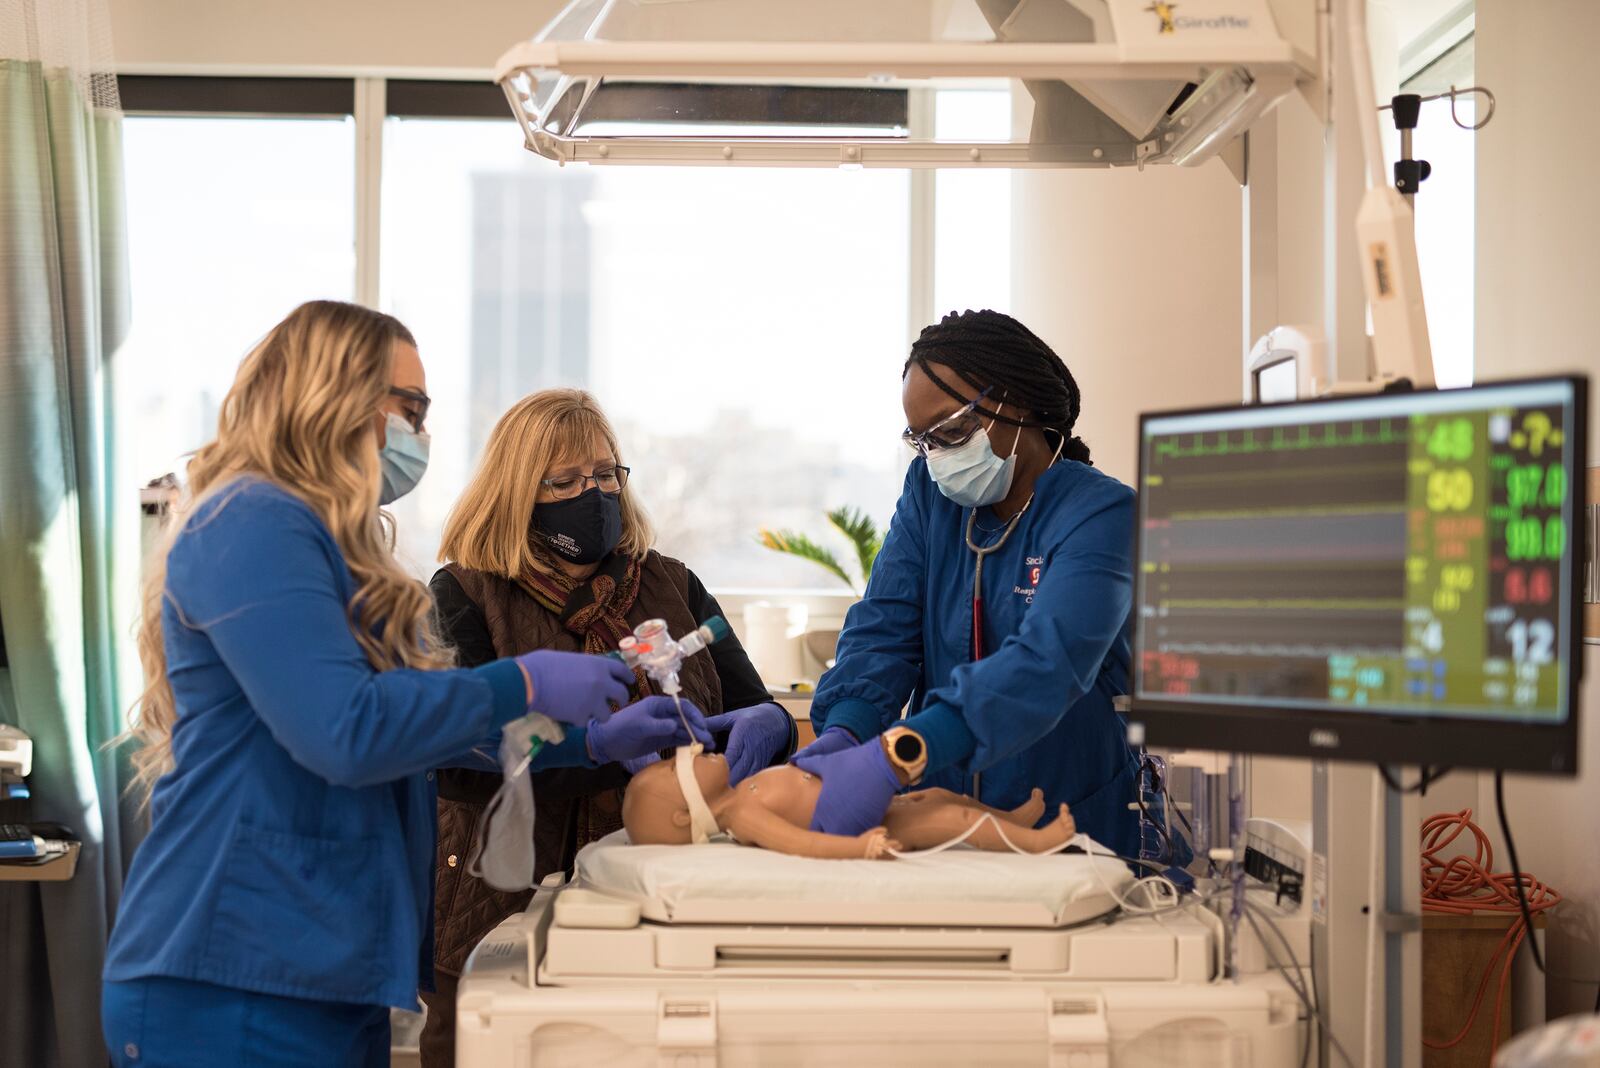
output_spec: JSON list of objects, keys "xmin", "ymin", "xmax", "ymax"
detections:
[
  {"xmin": 117, "ymin": 81, "xmax": 357, "ymax": 531},
  {"xmin": 115, "ymin": 77, "xmax": 1011, "ymax": 599},
  {"xmin": 1401, "ymin": 19, "xmax": 1476, "ymax": 389}
]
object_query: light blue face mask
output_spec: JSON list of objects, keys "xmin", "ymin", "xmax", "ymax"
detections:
[
  {"xmin": 925, "ymin": 420, "xmax": 1018, "ymax": 508},
  {"xmin": 379, "ymin": 412, "xmax": 430, "ymax": 505}
]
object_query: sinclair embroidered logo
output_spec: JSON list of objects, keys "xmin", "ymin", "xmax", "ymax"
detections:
[
  {"xmin": 1014, "ymin": 556, "xmax": 1044, "ymax": 605},
  {"xmin": 1146, "ymin": 2, "xmax": 1252, "ymax": 33}
]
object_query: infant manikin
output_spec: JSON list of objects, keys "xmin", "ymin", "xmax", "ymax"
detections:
[{"xmin": 622, "ymin": 748, "xmax": 1076, "ymax": 860}]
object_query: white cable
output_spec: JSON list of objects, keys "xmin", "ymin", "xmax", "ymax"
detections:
[
  {"xmin": 882, "ymin": 809, "xmax": 1049, "ymax": 858},
  {"xmin": 887, "ymin": 820, "xmax": 1182, "ymax": 915}
]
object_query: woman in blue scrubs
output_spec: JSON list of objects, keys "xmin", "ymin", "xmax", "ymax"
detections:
[
  {"xmin": 797, "ymin": 309, "xmax": 1149, "ymax": 858},
  {"xmin": 101, "ymin": 301, "xmax": 707, "ymax": 1067}
]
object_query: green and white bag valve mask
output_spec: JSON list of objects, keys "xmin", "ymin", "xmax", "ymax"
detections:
[{"xmin": 467, "ymin": 711, "xmax": 566, "ymax": 892}]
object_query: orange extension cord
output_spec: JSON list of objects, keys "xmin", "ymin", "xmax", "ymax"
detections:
[{"xmin": 1420, "ymin": 809, "xmax": 1562, "ymax": 1054}]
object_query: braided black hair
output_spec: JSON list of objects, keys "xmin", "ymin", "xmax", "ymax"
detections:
[{"xmin": 905, "ymin": 309, "xmax": 1092, "ymax": 465}]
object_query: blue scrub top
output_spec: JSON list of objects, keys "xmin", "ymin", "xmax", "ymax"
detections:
[
  {"xmin": 103, "ymin": 479, "xmax": 527, "ymax": 1009},
  {"xmin": 811, "ymin": 457, "xmax": 1142, "ymax": 856}
]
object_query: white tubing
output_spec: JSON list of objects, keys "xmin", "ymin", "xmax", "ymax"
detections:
[
  {"xmin": 883, "ymin": 809, "xmax": 1061, "ymax": 858},
  {"xmin": 885, "ymin": 819, "xmax": 1182, "ymax": 916}
]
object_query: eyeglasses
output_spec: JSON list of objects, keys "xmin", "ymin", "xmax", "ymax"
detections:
[
  {"xmin": 388, "ymin": 387, "xmax": 431, "ymax": 433},
  {"xmin": 902, "ymin": 387, "xmax": 993, "ymax": 455},
  {"xmin": 540, "ymin": 465, "xmax": 631, "ymax": 500}
]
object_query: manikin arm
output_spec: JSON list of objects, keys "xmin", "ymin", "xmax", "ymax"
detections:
[{"xmin": 724, "ymin": 804, "xmax": 897, "ymax": 860}]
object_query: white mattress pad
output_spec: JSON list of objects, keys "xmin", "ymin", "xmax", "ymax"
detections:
[{"xmin": 574, "ymin": 831, "xmax": 1136, "ymax": 928}]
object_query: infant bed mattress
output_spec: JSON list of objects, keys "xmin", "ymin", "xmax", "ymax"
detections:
[{"xmin": 574, "ymin": 831, "xmax": 1135, "ymax": 928}]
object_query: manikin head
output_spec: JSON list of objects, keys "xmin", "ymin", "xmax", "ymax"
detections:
[{"xmin": 622, "ymin": 750, "xmax": 735, "ymax": 845}]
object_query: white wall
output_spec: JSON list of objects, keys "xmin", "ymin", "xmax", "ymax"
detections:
[
  {"xmin": 108, "ymin": 0, "xmax": 563, "ymax": 74},
  {"xmin": 1006, "ymin": 150, "xmax": 1320, "ymax": 818},
  {"xmin": 1475, "ymin": 0, "xmax": 1600, "ymax": 458},
  {"xmin": 1008, "ymin": 161, "xmax": 1244, "ymax": 488},
  {"xmin": 1473, "ymin": 0, "xmax": 1600, "ymax": 1022}
]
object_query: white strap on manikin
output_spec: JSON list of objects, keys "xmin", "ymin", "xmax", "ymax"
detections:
[{"xmin": 674, "ymin": 744, "xmax": 722, "ymax": 845}]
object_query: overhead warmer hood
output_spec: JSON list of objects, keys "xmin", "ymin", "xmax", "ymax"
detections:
[{"xmin": 494, "ymin": 0, "xmax": 1314, "ymax": 170}]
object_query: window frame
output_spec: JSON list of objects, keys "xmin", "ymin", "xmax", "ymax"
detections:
[
  {"xmin": 115, "ymin": 73, "xmax": 942, "ymax": 597},
  {"xmin": 117, "ymin": 73, "xmax": 935, "ymax": 339}
]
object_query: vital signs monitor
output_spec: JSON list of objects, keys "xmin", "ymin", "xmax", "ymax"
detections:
[{"xmin": 1128, "ymin": 377, "xmax": 1587, "ymax": 773}]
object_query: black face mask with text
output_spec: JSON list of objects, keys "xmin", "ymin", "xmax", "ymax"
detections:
[{"xmin": 532, "ymin": 488, "xmax": 623, "ymax": 565}]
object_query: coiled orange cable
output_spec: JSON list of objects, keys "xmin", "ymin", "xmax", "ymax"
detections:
[{"xmin": 1420, "ymin": 809, "xmax": 1561, "ymax": 1054}]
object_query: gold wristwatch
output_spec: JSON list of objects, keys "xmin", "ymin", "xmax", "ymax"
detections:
[{"xmin": 881, "ymin": 726, "xmax": 928, "ymax": 784}]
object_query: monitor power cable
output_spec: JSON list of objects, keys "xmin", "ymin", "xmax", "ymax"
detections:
[{"xmin": 1375, "ymin": 764, "xmax": 1452, "ymax": 795}]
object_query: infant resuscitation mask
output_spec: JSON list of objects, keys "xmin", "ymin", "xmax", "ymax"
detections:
[
  {"xmin": 470, "ymin": 616, "xmax": 731, "ymax": 887},
  {"xmin": 617, "ymin": 616, "xmax": 732, "ymax": 844},
  {"xmin": 614, "ymin": 616, "xmax": 729, "ymax": 697}
]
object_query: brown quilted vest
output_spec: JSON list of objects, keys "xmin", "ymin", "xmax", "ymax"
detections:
[{"xmin": 431, "ymin": 551, "xmax": 724, "ymax": 975}]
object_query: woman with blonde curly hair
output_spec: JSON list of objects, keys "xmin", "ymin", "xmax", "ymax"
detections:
[{"xmin": 101, "ymin": 302, "xmax": 707, "ymax": 1066}]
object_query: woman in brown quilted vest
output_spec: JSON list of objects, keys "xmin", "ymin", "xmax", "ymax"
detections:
[{"xmin": 418, "ymin": 389, "xmax": 795, "ymax": 1065}]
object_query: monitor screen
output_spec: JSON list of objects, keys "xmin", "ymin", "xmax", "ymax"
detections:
[{"xmin": 1130, "ymin": 377, "xmax": 1587, "ymax": 773}]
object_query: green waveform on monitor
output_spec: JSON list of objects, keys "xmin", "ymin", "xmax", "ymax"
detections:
[
  {"xmin": 1160, "ymin": 598, "xmax": 1407, "ymax": 611},
  {"xmin": 1168, "ymin": 504, "xmax": 1407, "ymax": 520},
  {"xmin": 1150, "ymin": 462, "xmax": 1400, "ymax": 485},
  {"xmin": 1153, "ymin": 418, "xmax": 1407, "ymax": 460}
]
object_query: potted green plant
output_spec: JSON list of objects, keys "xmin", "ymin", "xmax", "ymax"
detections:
[{"xmin": 757, "ymin": 506, "xmax": 883, "ymax": 595}]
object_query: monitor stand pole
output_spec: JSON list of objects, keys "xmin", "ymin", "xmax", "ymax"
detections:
[{"xmin": 1312, "ymin": 763, "xmax": 1421, "ymax": 1066}]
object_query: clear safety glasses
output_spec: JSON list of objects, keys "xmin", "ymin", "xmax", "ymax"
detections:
[{"xmin": 901, "ymin": 387, "xmax": 993, "ymax": 455}]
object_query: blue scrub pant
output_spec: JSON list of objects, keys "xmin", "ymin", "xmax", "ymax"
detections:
[{"xmin": 103, "ymin": 976, "xmax": 389, "ymax": 1067}]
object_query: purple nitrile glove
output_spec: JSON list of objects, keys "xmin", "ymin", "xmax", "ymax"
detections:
[
  {"xmin": 792, "ymin": 737, "xmax": 903, "ymax": 836},
  {"xmin": 513, "ymin": 650, "xmax": 633, "ymax": 726},
  {"xmin": 704, "ymin": 702, "xmax": 792, "ymax": 784},
  {"xmin": 791, "ymin": 724, "xmax": 859, "ymax": 763},
  {"xmin": 587, "ymin": 695, "xmax": 715, "ymax": 765}
]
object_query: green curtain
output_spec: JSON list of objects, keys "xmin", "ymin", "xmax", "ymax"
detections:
[{"xmin": 0, "ymin": 54, "xmax": 131, "ymax": 1068}]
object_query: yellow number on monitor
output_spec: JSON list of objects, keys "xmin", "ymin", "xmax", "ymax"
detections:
[
  {"xmin": 1426, "ymin": 469, "xmax": 1474, "ymax": 512},
  {"xmin": 1522, "ymin": 412, "xmax": 1552, "ymax": 457}
]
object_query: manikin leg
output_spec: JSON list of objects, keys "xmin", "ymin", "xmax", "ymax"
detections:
[
  {"xmin": 883, "ymin": 801, "xmax": 1076, "ymax": 853},
  {"xmin": 888, "ymin": 787, "xmax": 1046, "ymax": 827}
]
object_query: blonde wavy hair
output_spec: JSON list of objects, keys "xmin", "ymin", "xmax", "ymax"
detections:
[
  {"xmin": 124, "ymin": 300, "xmax": 451, "ymax": 801},
  {"xmin": 440, "ymin": 389, "xmax": 653, "ymax": 579}
]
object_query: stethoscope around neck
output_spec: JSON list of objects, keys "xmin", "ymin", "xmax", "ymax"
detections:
[{"xmin": 963, "ymin": 430, "xmax": 1065, "ymax": 661}]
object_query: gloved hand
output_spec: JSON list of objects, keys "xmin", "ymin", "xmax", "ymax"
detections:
[
  {"xmin": 792, "ymin": 737, "xmax": 903, "ymax": 837},
  {"xmin": 791, "ymin": 724, "xmax": 859, "ymax": 763},
  {"xmin": 513, "ymin": 650, "xmax": 634, "ymax": 725},
  {"xmin": 705, "ymin": 702, "xmax": 793, "ymax": 784},
  {"xmin": 587, "ymin": 695, "xmax": 714, "ymax": 765}
]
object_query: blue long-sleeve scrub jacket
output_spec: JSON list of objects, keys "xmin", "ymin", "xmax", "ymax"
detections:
[
  {"xmin": 810, "ymin": 457, "xmax": 1143, "ymax": 857},
  {"xmin": 103, "ymin": 480, "xmax": 529, "ymax": 1012}
]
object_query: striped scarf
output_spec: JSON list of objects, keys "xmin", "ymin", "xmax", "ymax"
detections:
[{"xmin": 517, "ymin": 553, "xmax": 656, "ymax": 696}]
